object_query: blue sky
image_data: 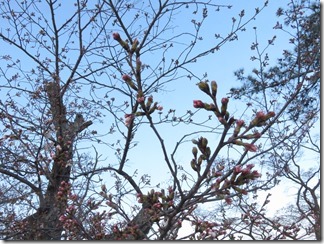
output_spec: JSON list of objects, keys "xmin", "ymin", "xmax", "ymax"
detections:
[{"xmin": 120, "ymin": 0, "xmax": 293, "ymax": 182}]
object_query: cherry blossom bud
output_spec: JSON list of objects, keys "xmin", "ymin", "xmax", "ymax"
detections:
[
  {"xmin": 122, "ymin": 74, "xmax": 137, "ymax": 90},
  {"xmin": 221, "ymin": 97, "xmax": 229, "ymax": 105},
  {"xmin": 211, "ymin": 80, "xmax": 218, "ymax": 97},
  {"xmin": 250, "ymin": 111, "xmax": 267, "ymax": 127},
  {"xmin": 130, "ymin": 38, "xmax": 139, "ymax": 54},
  {"xmin": 136, "ymin": 57, "xmax": 142, "ymax": 73},
  {"xmin": 193, "ymin": 100, "xmax": 205, "ymax": 108},
  {"xmin": 137, "ymin": 96, "xmax": 145, "ymax": 103},
  {"xmin": 234, "ymin": 165, "xmax": 242, "ymax": 173},
  {"xmin": 192, "ymin": 139, "xmax": 199, "ymax": 145},
  {"xmin": 221, "ymin": 97, "xmax": 229, "ymax": 115},
  {"xmin": 236, "ymin": 119, "xmax": 245, "ymax": 127},
  {"xmin": 122, "ymin": 74, "xmax": 131, "ymax": 82},
  {"xmin": 192, "ymin": 147, "xmax": 198, "ymax": 158},
  {"xmin": 254, "ymin": 132, "xmax": 261, "ymax": 138},
  {"xmin": 225, "ymin": 197, "xmax": 232, "ymax": 205},
  {"xmin": 241, "ymin": 189, "xmax": 248, "ymax": 195},
  {"xmin": 197, "ymin": 81, "xmax": 211, "ymax": 95},
  {"xmin": 201, "ymin": 137, "xmax": 208, "ymax": 148},
  {"xmin": 146, "ymin": 96, "xmax": 153, "ymax": 110},
  {"xmin": 251, "ymin": 170, "xmax": 262, "ymax": 178},
  {"xmin": 112, "ymin": 32, "xmax": 121, "ymax": 41},
  {"xmin": 234, "ymin": 119, "xmax": 245, "ymax": 136},
  {"xmin": 256, "ymin": 111, "xmax": 266, "ymax": 119},
  {"xmin": 101, "ymin": 184, "xmax": 107, "ymax": 192},
  {"xmin": 191, "ymin": 159, "xmax": 198, "ymax": 172}
]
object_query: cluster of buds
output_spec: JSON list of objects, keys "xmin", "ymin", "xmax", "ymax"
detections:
[
  {"xmin": 135, "ymin": 95, "xmax": 163, "ymax": 116},
  {"xmin": 229, "ymin": 118, "xmax": 263, "ymax": 153},
  {"xmin": 191, "ymin": 137, "xmax": 211, "ymax": 172},
  {"xmin": 87, "ymin": 198, "xmax": 100, "ymax": 210},
  {"xmin": 193, "ymin": 80, "xmax": 234, "ymax": 127},
  {"xmin": 56, "ymin": 181, "xmax": 71, "ymax": 202},
  {"xmin": 233, "ymin": 119, "xmax": 245, "ymax": 137},
  {"xmin": 59, "ymin": 214, "xmax": 78, "ymax": 233},
  {"xmin": 249, "ymin": 111, "xmax": 275, "ymax": 128},
  {"xmin": 113, "ymin": 32, "xmax": 140, "ymax": 62},
  {"xmin": 113, "ymin": 32, "xmax": 143, "ymax": 89},
  {"xmin": 230, "ymin": 164, "xmax": 261, "ymax": 191},
  {"xmin": 113, "ymin": 33, "xmax": 131, "ymax": 53},
  {"xmin": 196, "ymin": 80, "xmax": 218, "ymax": 99},
  {"xmin": 59, "ymin": 205, "xmax": 79, "ymax": 236},
  {"xmin": 124, "ymin": 95, "xmax": 163, "ymax": 127},
  {"xmin": 137, "ymin": 187, "xmax": 174, "ymax": 222},
  {"xmin": 192, "ymin": 219, "xmax": 226, "ymax": 240},
  {"xmin": 211, "ymin": 164, "xmax": 261, "ymax": 204}
]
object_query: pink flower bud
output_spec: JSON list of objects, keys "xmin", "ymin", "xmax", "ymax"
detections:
[
  {"xmin": 234, "ymin": 165, "xmax": 242, "ymax": 173},
  {"xmin": 246, "ymin": 164, "xmax": 255, "ymax": 169},
  {"xmin": 193, "ymin": 100, "xmax": 205, "ymax": 108},
  {"xmin": 137, "ymin": 96, "xmax": 145, "ymax": 103},
  {"xmin": 256, "ymin": 111, "xmax": 266, "ymax": 119},
  {"xmin": 221, "ymin": 97, "xmax": 229, "ymax": 105},
  {"xmin": 221, "ymin": 98, "xmax": 229, "ymax": 115},
  {"xmin": 59, "ymin": 215, "xmax": 66, "ymax": 222},
  {"xmin": 251, "ymin": 170, "xmax": 262, "ymax": 178},
  {"xmin": 225, "ymin": 197, "xmax": 232, "ymax": 205},
  {"xmin": 236, "ymin": 119, "xmax": 245, "ymax": 127},
  {"xmin": 112, "ymin": 32, "xmax": 121, "ymax": 41},
  {"xmin": 241, "ymin": 189, "xmax": 248, "ymax": 195},
  {"xmin": 122, "ymin": 74, "xmax": 131, "ymax": 82},
  {"xmin": 254, "ymin": 132, "xmax": 261, "ymax": 138}
]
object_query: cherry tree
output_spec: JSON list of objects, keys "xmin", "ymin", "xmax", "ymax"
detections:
[
  {"xmin": 225, "ymin": 0, "xmax": 320, "ymax": 240},
  {"xmin": 0, "ymin": 0, "xmax": 318, "ymax": 240}
]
